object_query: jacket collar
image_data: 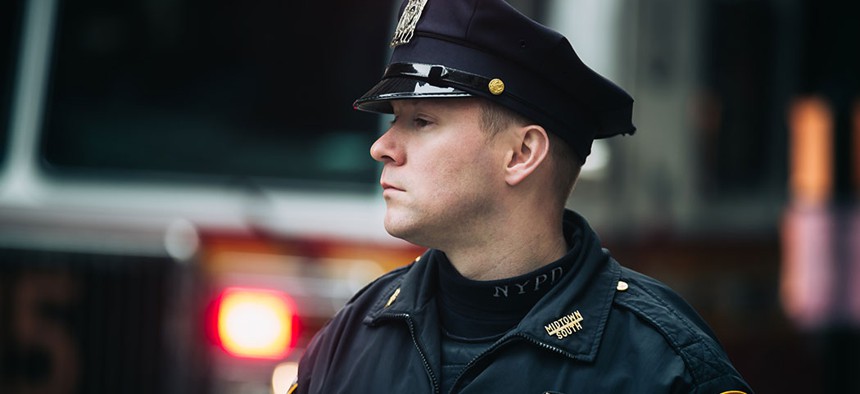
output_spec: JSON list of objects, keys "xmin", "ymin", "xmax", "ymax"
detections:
[{"xmin": 365, "ymin": 210, "xmax": 620, "ymax": 363}]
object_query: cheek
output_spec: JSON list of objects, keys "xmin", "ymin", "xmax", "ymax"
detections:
[
  {"xmin": 430, "ymin": 145, "xmax": 502, "ymax": 195},
  {"xmin": 408, "ymin": 129, "xmax": 504, "ymax": 195},
  {"xmin": 460, "ymin": 138, "xmax": 505, "ymax": 179}
]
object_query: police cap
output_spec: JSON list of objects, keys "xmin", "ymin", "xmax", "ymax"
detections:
[{"xmin": 354, "ymin": 0, "xmax": 636, "ymax": 163}]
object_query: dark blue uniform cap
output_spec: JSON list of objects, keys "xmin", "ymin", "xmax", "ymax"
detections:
[{"xmin": 354, "ymin": 0, "xmax": 636, "ymax": 163}]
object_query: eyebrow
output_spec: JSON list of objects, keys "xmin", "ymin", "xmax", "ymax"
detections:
[{"xmin": 393, "ymin": 97, "xmax": 478, "ymax": 112}]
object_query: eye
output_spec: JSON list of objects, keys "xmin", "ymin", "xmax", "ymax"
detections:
[
  {"xmin": 389, "ymin": 112, "xmax": 433, "ymax": 129},
  {"xmin": 413, "ymin": 117, "xmax": 431, "ymax": 128}
]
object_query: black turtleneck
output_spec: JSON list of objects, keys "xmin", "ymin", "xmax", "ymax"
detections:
[
  {"xmin": 436, "ymin": 251, "xmax": 573, "ymax": 338},
  {"xmin": 435, "ymin": 221, "xmax": 581, "ymax": 391}
]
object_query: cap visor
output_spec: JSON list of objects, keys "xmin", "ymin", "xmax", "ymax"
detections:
[{"xmin": 353, "ymin": 77, "xmax": 471, "ymax": 113}]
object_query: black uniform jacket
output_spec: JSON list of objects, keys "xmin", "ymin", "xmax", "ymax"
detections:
[{"xmin": 295, "ymin": 211, "xmax": 753, "ymax": 393}]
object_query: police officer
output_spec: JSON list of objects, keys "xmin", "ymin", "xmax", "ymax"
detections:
[{"xmin": 292, "ymin": 0, "xmax": 753, "ymax": 392}]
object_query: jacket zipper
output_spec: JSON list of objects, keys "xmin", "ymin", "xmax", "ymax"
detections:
[
  {"xmin": 448, "ymin": 333, "xmax": 576, "ymax": 394},
  {"xmin": 382, "ymin": 313, "xmax": 441, "ymax": 394}
]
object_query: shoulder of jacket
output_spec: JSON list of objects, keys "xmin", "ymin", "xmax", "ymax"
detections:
[
  {"xmin": 300, "ymin": 259, "xmax": 414, "ymax": 357},
  {"xmin": 611, "ymin": 266, "xmax": 743, "ymax": 388}
]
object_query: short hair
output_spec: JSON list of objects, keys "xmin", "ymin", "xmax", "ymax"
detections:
[{"xmin": 477, "ymin": 99, "xmax": 581, "ymax": 206}]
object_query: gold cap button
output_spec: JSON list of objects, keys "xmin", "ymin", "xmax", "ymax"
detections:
[
  {"xmin": 488, "ymin": 78, "xmax": 505, "ymax": 95},
  {"xmin": 616, "ymin": 281, "xmax": 629, "ymax": 291}
]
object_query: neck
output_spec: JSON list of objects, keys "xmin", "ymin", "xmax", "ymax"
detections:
[{"xmin": 442, "ymin": 208, "xmax": 568, "ymax": 281}]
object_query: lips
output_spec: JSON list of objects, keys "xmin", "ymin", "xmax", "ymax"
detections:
[{"xmin": 380, "ymin": 181, "xmax": 404, "ymax": 192}]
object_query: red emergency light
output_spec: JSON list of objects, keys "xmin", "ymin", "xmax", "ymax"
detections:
[{"xmin": 213, "ymin": 287, "xmax": 297, "ymax": 360}]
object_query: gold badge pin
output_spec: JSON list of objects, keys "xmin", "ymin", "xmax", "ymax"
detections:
[
  {"xmin": 488, "ymin": 78, "xmax": 505, "ymax": 95},
  {"xmin": 544, "ymin": 310, "xmax": 584, "ymax": 339},
  {"xmin": 385, "ymin": 287, "xmax": 401, "ymax": 308},
  {"xmin": 390, "ymin": 0, "xmax": 429, "ymax": 47}
]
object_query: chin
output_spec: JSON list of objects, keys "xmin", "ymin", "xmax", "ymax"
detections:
[
  {"xmin": 384, "ymin": 217, "xmax": 429, "ymax": 247},
  {"xmin": 383, "ymin": 220, "xmax": 414, "ymax": 241}
]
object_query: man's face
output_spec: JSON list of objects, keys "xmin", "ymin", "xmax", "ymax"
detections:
[{"xmin": 370, "ymin": 98, "xmax": 507, "ymax": 249}]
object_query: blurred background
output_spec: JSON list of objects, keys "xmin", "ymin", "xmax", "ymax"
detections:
[{"xmin": 0, "ymin": 0, "xmax": 857, "ymax": 393}]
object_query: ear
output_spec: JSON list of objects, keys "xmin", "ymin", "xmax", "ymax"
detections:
[{"xmin": 504, "ymin": 125, "xmax": 551, "ymax": 186}]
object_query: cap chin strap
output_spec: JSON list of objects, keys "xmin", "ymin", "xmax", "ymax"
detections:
[{"xmin": 383, "ymin": 63, "xmax": 494, "ymax": 96}]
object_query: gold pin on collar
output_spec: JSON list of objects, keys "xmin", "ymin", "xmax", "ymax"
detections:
[
  {"xmin": 385, "ymin": 287, "xmax": 401, "ymax": 308},
  {"xmin": 544, "ymin": 310, "xmax": 584, "ymax": 339}
]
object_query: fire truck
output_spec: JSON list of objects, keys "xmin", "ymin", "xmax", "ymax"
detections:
[{"xmin": 0, "ymin": 0, "xmax": 426, "ymax": 392}]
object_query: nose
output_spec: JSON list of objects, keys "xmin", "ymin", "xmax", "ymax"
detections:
[{"xmin": 370, "ymin": 128, "xmax": 402, "ymax": 164}]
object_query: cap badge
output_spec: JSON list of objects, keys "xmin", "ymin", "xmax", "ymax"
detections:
[
  {"xmin": 488, "ymin": 78, "xmax": 505, "ymax": 95},
  {"xmin": 390, "ymin": 0, "xmax": 428, "ymax": 47},
  {"xmin": 544, "ymin": 310, "xmax": 584, "ymax": 340}
]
